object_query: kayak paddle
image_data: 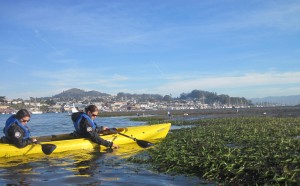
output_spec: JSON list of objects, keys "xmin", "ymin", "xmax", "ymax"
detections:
[
  {"xmin": 41, "ymin": 144, "xmax": 57, "ymax": 155},
  {"xmin": 35, "ymin": 141, "xmax": 57, "ymax": 155},
  {"xmin": 109, "ymin": 128, "xmax": 153, "ymax": 148}
]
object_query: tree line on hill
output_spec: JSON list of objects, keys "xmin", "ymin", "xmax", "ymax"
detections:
[
  {"xmin": 52, "ymin": 88, "xmax": 110, "ymax": 100},
  {"xmin": 2, "ymin": 88, "xmax": 299, "ymax": 106},
  {"xmin": 0, "ymin": 88, "xmax": 250, "ymax": 106},
  {"xmin": 50, "ymin": 88, "xmax": 251, "ymax": 105}
]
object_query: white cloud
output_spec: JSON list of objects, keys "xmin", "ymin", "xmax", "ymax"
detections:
[
  {"xmin": 6, "ymin": 57, "xmax": 21, "ymax": 65},
  {"xmin": 4, "ymin": 69, "xmax": 300, "ymax": 99},
  {"xmin": 153, "ymin": 71, "xmax": 300, "ymax": 98},
  {"xmin": 29, "ymin": 68, "xmax": 130, "ymax": 91}
]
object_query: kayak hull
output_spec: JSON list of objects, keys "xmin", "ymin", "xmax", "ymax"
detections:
[{"xmin": 0, "ymin": 123, "xmax": 171, "ymax": 158}]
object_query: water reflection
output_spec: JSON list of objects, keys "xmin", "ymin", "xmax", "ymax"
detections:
[
  {"xmin": 0, "ymin": 144, "xmax": 148, "ymax": 182},
  {"xmin": 0, "ymin": 113, "xmax": 202, "ymax": 185}
]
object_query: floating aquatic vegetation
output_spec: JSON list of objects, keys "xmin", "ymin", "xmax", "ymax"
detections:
[{"xmin": 129, "ymin": 117, "xmax": 300, "ymax": 185}]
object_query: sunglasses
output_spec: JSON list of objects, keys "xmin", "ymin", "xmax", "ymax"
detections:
[
  {"xmin": 21, "ymin": 119, "xmax": 30, "ymax": 123},
  {"xmin": 91, "ymin": 114, "xmax": 97, "ymax": 117}
]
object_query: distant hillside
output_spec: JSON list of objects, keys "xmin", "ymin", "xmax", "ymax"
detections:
[
  {"xmin": 250, "ymin": 95, "xmax": 300, "ymax": 106},
  {"xmin": 51, "ymin": 88, "xmax": 251, "ymax": 105},
  {"xmin": 179, "ymin": 90, "xmax": 250, "ymax": 105},
  {"xmin": 53, "ymin": 88, "xmax": 110, "ymax": 100}
]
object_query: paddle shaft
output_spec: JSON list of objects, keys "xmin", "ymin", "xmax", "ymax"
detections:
[
  {"xmin": 110, "ymin": 129, "xmax": 153, "ymax": 148},
  {"xmin": 117, "ymin": 132, "xmax": 136, "ymax": 141}
]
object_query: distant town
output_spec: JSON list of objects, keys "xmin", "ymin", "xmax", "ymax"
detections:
[{"xmin": 0, "ymin": 88, "xmax": 298, "ymax": 114}]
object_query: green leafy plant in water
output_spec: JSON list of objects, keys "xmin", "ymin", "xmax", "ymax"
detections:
[{"xmin": 129, "ymin": 117, "xmax": 300, "ymax": 185}]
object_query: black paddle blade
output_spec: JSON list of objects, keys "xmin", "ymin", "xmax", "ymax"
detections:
[
  {"xmin": 106, "ymin": 148, "xmax": 113, "ymax": 153},
  {"xmin": 136, "ymin": 139, "xmax": 153, "ymax": 148},
  {"xmin": 41, "ymin": 144, "xmax": 57, "ymax": 155}
]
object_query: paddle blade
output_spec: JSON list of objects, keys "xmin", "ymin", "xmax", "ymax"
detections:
[
  {"xmin": 106, "ymin": 148, "xmax": 113, "ymax": 153},
  {"xmin": 41, "ymin": 144, "xmax": 57, "ymax": 155},
  {"xmin": 136, "ymin": 139, "xmax": 153, "ymax": 148}
]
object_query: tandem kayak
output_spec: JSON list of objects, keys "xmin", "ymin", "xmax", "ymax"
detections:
[{"xmin": 0, "ymin": 123, "xmax": 171, "ymax": 158}]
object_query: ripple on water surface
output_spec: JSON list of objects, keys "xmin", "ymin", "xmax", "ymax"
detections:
[
  {"xmin": 0, "ymin": 149, "xmax": 204, "ymax": 186},
  {"xmin": 0, "ymin": 113, "xmax": 206, "ymax": 185}
]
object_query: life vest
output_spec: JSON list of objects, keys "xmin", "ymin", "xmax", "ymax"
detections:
[
  {"xmin": 73, "ymin": 113, "xmax": 96, "ymax": 133},
  {"xmin": 3, "ymin": 115, "xmax": 31, "ymax": 140}
]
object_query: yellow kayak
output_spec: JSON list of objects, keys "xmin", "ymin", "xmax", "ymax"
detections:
[
  {"xmin": 0, "ymin": 143, "xmax": 147, "ymax": 168},
  {"xmin": 0, "ymin": 123, "xmax": 171, "ymax": 158}
]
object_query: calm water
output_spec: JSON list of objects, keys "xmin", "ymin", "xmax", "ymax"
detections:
[{"xmin": 0, "ymin": 113, "xmax": 204, "ymax": 186}]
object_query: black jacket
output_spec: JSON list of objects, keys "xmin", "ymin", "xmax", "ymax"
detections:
[
  {"xmin": 71, "ymin": 112, "xmax": 113, "ymax": 148},
  {"xmin": 1, "ymin": 123, "xmax": 33, "ymax": 148}
]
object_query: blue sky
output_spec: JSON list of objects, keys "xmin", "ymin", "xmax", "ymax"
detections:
[{"xmin": 0, "ymin": 0, "xmax": 299, "ymax": 100}]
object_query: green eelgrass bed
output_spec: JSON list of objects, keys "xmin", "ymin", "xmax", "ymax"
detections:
[{"xmin": 129, "ymin": 117, "xmax": 300, "ymax": 185}]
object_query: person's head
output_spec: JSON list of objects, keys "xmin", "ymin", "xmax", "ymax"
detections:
[
  {"xmin": 15, "ymin": 109, "xmax": 31, "ymax": 125},
  {"xmin": 85, "ymin": 105, "xmax": 99, "ymax": 120}
]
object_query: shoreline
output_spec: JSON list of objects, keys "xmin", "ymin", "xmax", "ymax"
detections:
[{"xmin": 99, "ymin": 106, "xmax": 300, "ymax": 118}]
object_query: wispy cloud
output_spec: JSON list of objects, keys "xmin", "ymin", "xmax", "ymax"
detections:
[
  {"xmin": 30, "ymin": 68, "xmax": 130, "ymax": 90},
  {"xmin": 2, "ymin": 1, "xmax": 299, "ymax": 47},
  {"xmin": 1, "ymin": 1, "xmax": 299, "ymax": 99},
  {"xmin": 6, "ymin": 57, "xmax": 21, "ymax": 65},
  {"xmin": 153, "ymin": 71, "xmax": 300, "ymax": 98},
  {"xmin": 34, "ymin": 29, "xmax": 58, "ymax": 51}
]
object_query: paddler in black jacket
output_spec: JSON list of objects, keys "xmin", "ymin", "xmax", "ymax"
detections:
[
  {"xmin": 71, "ymin": 105, "xmax": 118, "ymax": 149},
  {"xmin": 1, "ymin": 109, "xmax": 37, "ymax": 148}
]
